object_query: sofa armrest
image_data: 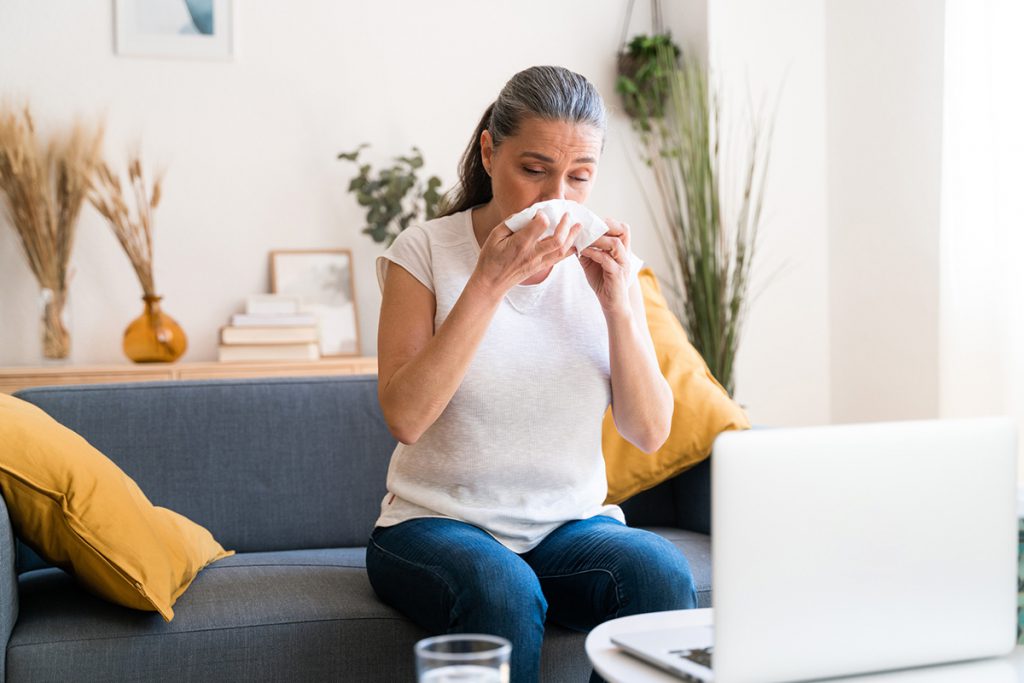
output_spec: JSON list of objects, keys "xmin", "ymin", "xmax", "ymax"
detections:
[{"xmin": 0, "ymin": 493, "xmax": 18, "ymax": 683}]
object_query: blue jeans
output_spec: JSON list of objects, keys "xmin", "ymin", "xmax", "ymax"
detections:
[{"xmin": 365, "ymin": 515, "xmax": 698, "ymax": 683}]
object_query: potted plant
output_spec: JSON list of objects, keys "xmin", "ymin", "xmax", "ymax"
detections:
[
  {"xmin": 616, "ymin": 32, "xmax": 682, "ymax": 121},
  {"xmin": 88, "ymin": 154, "xmax": 188, "ymax": 363},
  {"xmin": 0, "ymin": 105, "xmax": 104, "ymax": 360},
  {"xmin": 615, "ymin": 0, "xmax": 682, "ymax": 123},
  {"xmin": 338, "ymin": 145, "xmax": 443, "ymax": 247}
]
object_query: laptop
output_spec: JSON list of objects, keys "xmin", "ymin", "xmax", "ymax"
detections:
[{"xmin": 612, "ymin": 418, "xmax": 1019, "ymax": 683}]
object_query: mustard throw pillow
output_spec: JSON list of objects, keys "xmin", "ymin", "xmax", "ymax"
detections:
[
  {"xmin": 0, "ymin": 393, "xmax": 233, "ymax": 621},
  {"xmin": 603, "ymin": 268, "xmax": 751, "ymax": 504}
]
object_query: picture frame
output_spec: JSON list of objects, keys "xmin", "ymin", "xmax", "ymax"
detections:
[
  {"xmin": 270, "ymin": 249, "xmax": 361, "ymax": 357},
  {"xmin": 114, "ymin": 0, "xmax": 235, "ymax": 60}
]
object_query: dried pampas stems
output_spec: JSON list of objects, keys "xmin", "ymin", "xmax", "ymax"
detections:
[
  {"xmin": 0, "ymin": 103, "xmax": 105, "ymax": 359},
  {"xmin": 88, "ymin": 153, "xmax": 165, "ymax": 298},
  {"xmin": 89, "ymin": 152, "xmax": 186, "ymax": 363}
]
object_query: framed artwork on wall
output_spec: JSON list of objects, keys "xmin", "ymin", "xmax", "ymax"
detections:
[
  {"xmin": 270, "ymin": 249, "xmax": 361, "ymax": 357},
  {"xmin": 114, "ymin": 0, "xmax": 235, "ymax": 60}
]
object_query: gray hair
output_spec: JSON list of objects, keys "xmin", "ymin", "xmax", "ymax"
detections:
[
  {"xmin": 439, "ymin": 66, "xmax": 607, "ymax": 217},
  {"xmin": 489, "ymin": 65, "xmax": 608, "ymax": 145}
]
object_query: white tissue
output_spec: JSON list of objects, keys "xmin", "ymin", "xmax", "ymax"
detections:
[{"xmin": 503, "ymin": 199, "xmax": 608, "ymax": 252}]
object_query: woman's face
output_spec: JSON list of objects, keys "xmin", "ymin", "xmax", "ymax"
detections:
[{"xmin": 481, "ymin": 117, "xmax": 603, "ymax": 218}]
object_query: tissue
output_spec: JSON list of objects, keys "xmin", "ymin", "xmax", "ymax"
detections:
[{"xmin": 503, "ymin": 199, "xmax": 608, "ymax": 252}]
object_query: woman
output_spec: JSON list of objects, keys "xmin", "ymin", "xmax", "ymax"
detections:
[{"xmin": 366, "ymin": 65, "xmax": 697, "ymax": 683}]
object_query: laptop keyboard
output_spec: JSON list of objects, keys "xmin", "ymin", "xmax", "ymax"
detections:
[{"xmin": 669, "ymin": 646, "xmax": 714, "ymax": 668}]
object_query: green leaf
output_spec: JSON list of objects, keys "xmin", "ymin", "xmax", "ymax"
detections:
[
  {"xmin": 337, "ymin": 143, "xmax": 369, "ymax": 162},
  {"xmin": 339, "ymin": 143, "xmax": 446, "ymax": 245},
  {"xmin": 396, "ymin": 155, "xmax": 423, "ymax": 169}
]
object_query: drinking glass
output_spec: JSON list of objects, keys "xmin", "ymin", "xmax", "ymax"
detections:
[{"xmin": 415, "ymin": 634, "xmax": 511, "ymax": 683}]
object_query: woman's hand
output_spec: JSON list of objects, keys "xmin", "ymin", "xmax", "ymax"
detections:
[
  {"xmin": 471, "ymin": 211, "xmax": 581, "ymax": 295},
  {"xmin": 580, "ymin": 218, "xmax": 633, "ymax": 316}
]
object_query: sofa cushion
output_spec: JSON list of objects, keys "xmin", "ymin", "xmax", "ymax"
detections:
[
  {"xmin": 7, "ymin": 548, "xmax": 595, "ymax": 682},
  {"xmin": 8, "ymin": 531, "xmax": 709, "ymax": 679},
  {"xmin": 13, "ymin": 377, "xmax": 397, "ymax": 557},
  {"xmin": 0, "ymin": 393, "xmax": 232, "ymax": 622},
  {"xmin": 641, "ymin": 527, "xmax": 712, "ymax": 608}
]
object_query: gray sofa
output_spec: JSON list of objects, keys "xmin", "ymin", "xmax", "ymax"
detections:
[{"xmin": 0, "ymin": 376, "xmax": 712, "ymax": 682}]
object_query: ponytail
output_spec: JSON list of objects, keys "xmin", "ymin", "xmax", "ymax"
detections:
[{"xmin": 438, "ymin": 103, "xmax": 495, "ymax": 217}]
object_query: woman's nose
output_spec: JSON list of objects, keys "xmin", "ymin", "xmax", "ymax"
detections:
[{"xmin": 539, "ymin": 178, "xmax": 566, "ymax": 202}]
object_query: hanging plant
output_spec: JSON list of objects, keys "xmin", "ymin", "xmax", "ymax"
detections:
[
  {"xmin": 616, "ymin": 33, "xmax": 682, "ymax": 122},
  {"xmin": 614, "ymin": 0, "xmax": 682, "ymax": 123}
]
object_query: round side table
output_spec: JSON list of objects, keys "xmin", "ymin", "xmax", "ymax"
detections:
[
  {"xmin": 585, "ymin": 608, "xmax": 713, "ymax": 683},
  {"xmin": 586, "ymin": 608, "xmax": 1024, "ymax": 683}
]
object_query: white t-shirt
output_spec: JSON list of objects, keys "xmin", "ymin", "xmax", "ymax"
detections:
[{"xmin": 374, "ymin": 207, "xmax": 644, "ymax": 553}]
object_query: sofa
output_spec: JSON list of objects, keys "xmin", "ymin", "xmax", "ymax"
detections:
[{"xmin": 0, "ymin": 375, "xmax": 712, "ymax": 682}]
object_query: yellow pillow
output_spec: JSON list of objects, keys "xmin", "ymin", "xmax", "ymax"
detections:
[
  {"xmin": 603, "ymin": 268, "xmax": 751, "ymax": 504},
  {"xmin": 0, "ymin": 393, "xmax": 233, "ymax": 621}
]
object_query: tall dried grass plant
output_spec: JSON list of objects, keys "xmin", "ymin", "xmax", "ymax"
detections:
[
  {"xmin": 88, "ymin": 155, "xmax": 164, "ymax": 298},
  {"xmin": 0, "ymin": 105, "xmax": 104, "ymax": 359},
  {"xmin": 628, "ymin": 47, "xmax": 775, "ymax": 397}
]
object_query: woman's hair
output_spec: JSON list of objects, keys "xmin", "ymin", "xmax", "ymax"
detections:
[{"xmin": 438, "ymin": 66, "xmax": 607, "ymax": 217}]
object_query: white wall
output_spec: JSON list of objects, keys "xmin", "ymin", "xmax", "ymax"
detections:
[
  {"xmin": 707, "ymin": 0, "xmax": 831, "ymax": 427},
  {"xmin": 826, "ymin": 0, "xmax": 945, "ymax": 424},
  {"xmin": 0, "ymin": 0, "xmax": 832, "ymax": 428},
  {"xmin": 707, "ymin": 0, "xmax": 948, "ymax": 428},
  {"xmin": 0, "ymin": 0, "xmax": 675, "ymax": 364},
  {"xmin": 5, "ymin": 0, "xmax": 952, "ymax": 432}
]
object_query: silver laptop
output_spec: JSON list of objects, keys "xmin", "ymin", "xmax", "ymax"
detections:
[{"xmin": 612, "ymin": 418, "xmax": 1019, "ymax": 683}]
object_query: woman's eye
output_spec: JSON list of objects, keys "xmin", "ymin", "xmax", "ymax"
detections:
[
  {"xmin": 570, "ymin": 176, "xmax": 590, "ymax": 183},
  {"xmin": 523, "ymin": 167, "xmax": 543, "ymax": 175}
]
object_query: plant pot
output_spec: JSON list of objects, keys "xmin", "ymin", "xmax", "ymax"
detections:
[
  {"xmin": 617, "ymin": 35, "xmax": 681, "ymax": 122},
  {"xmin": 617, "ymin": 51, "xmax": 644, "ymax": 79},
  {"xmin": 617, "ymin": 51, "xmax": 651, "ymax": 120},
  {"xmin": 123, "ymin": 295, "xmax": 187, "ymax": 363}
]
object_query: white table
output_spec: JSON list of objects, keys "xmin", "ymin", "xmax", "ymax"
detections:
[{"xmin": 585, "ymin": 608, "xmax": 1024, "ymax": 683}]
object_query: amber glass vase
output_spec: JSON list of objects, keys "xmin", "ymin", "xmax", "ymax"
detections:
[{"xmin": 123, "ymin": 295, "xmax": 187, "ymax": 363}]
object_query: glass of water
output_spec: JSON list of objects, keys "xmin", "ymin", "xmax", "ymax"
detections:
[{"xmin": 415, "ymin": 633, "xmax": 512, "ymax": 683}]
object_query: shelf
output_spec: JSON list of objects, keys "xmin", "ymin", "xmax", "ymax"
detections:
[{"xmin": 0, "ymin": 357, "xmax": 379, "ymax": 395}]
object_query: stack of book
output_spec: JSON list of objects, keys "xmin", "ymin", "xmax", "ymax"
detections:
[{"xmin": 218, "ymin": 295, "xmax": 321, "ymax": 362}]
